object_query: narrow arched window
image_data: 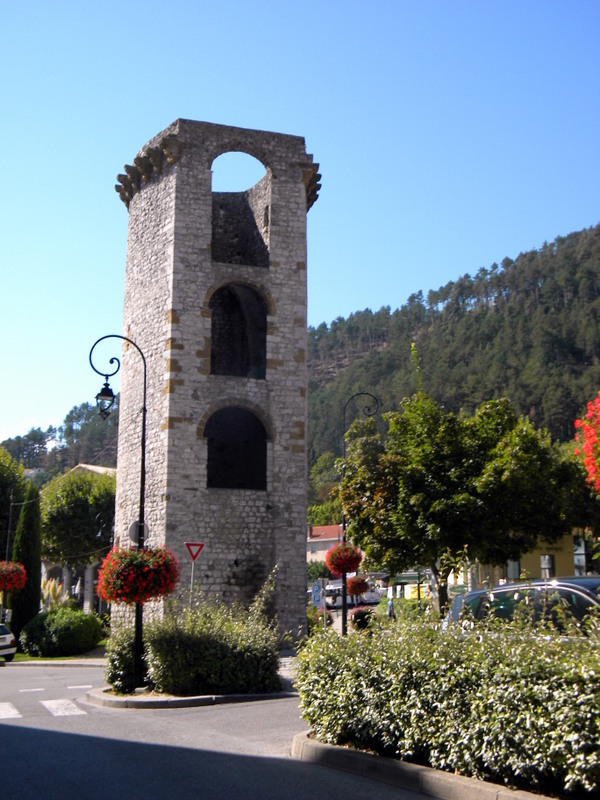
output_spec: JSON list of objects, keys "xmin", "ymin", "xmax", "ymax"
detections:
[
  {"xmin": 205, "ymin": 408, "xmax": 267, "ymax": 490},
  {"xmin": 209, "ymin": 284, "xmax": 267, "ymax": 379}
]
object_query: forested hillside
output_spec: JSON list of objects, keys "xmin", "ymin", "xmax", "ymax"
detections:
[{"xmin": 308, "ymin": 223, "xmax": 600, "ymax": 464}]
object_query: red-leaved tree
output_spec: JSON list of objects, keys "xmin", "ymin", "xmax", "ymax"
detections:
[{"xmin": 575, "ymin": 391, "xmax": 600, "ymax": 491}]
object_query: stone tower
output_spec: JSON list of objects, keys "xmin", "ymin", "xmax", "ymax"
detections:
[{"xmin": 112, "ymin": 119, "xmax": 320, "ymax": 637}]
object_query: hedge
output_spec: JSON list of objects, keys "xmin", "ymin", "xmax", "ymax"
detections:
[
  {"xmin": 295, "ymin": 618, "xmax": 600, "ymax": 798},
  {"xmin": 20, "ymin": 608, "xmax": 104, "ymax": 657},
  {"xmin": 105, "ymin": 575, "xmax": 281, "ymax": 696}
]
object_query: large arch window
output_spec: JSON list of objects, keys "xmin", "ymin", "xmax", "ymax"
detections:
[
  {"xmin": 211, "ymin": 151, "xmax": 270, "ymax": 267},
  {"xmin": 205, "ymin": 407, "xmax": 267, "ymax": 490},
  {"xmin": 209, "ymin": 284, "xmax": 267, "ymax": 379}
]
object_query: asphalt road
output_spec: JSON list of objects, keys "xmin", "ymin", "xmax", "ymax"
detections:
[{"xmin": 0, "ymin": 662, "xmax": 426, "ymax": 800}]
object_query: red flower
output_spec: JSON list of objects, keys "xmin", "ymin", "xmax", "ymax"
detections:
[
  {"xmin": 347, "ymin": 575, "xmax": 369, "ymax": 597},
  {"xmin": 325, "ymin": 542, "xmax": 362, "ymax": 574},
  {"xmin": 575, "ymin": 391, "xmax": 600, "ymax": 493},
  {"xmin": 0, "ymin": 561, "xmax": 27, "ymax": 593},
  {"xmin": 97, "ymin": 546, "xmax": 179, "ymax": 605}
]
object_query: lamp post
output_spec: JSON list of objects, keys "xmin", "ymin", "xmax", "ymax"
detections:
[
  {"xmin": 89, "ymin": 334, "xmax": 147, "ymax": 689},
  {"xmin": 340, "ymin": 392, "xmax": 379, "ymax": 636}
]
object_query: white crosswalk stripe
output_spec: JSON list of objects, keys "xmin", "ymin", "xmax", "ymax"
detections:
[
  {"xmin": 0, "ymin": 702, "xmax": 22, "ymax": 719},
  {"xmin": 40, "ymin": 699, "xmax": 87, "ymax": 716}
]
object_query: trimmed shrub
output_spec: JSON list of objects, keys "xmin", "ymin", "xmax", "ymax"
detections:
[
  {"xmin": 296, "ymin": 619, "xmax": 600, "ymax": 798},
  {"xmin": 105, "ymin": 626, "xmax": 148, "ymax": 694},
  {"xmin": 105, "ymin": 574, "xmax": 281, "ymax": 696},
  {"xmin": 20, "ymin": 608, "xmax": 104, "ymax": 657},
  {"xmin": 144, "ymin": 598, "xmax": 280, "ymax": 696}
]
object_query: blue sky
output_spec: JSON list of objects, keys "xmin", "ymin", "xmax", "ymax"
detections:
[{"xmin": 1, "ymin": 1, "xmax": 599, "ymax": 442}]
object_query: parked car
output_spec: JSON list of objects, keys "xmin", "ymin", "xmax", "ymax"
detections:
[
  {"xmin": 0, "ymin": 624, "xmax": 16, "ymax": 661},
  {"xmin": 554, "ymin": 575, "xmax": 600, "ymax": 597},
  {"xmin": 448, "ymin": 579, "xmax": 600, "ymax": 628}
]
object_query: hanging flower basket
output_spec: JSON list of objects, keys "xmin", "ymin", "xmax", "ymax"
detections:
[
  {"xmin": 347, "ymin": 575, "xmax": 369, "ymax": 598},
  {"xmin": 325, "ymin": 542, "xmax": 362, "ymax": 574},
  {"xmin": 349, "ymin": 605, "xmax": 375, "ymax": 631},
  {"xmin": 0, "ymin": 561, "xmax": 27, "ymax": 593},
  {"xmin": 97, "ymin": 546, "xmax": 180, "ymax": 605}
]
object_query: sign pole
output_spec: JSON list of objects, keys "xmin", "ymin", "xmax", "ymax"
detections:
[
  {"xmin": 185, "ymin": 542, "xmax": 205, "ymax": 607},
  {"xmin": 190, "ymin": 559, "xmax": 195, "ymax": 607}
]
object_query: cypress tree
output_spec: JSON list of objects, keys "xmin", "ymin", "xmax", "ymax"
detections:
[{"xmin": 9, "ymin": 482, "xmax": 42, "ymax": 641}]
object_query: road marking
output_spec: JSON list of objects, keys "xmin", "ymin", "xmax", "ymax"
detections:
[
  {"xmin": 20, "ymin": 688, "xmax": 45, "ymax": 693},
  {"xmin": 40, "ymin": 699, "xmax": 87, "ymax": 716},
  {"xmin": 0, "ymin": 703, "xmax": 22, "ymax": 719},
  {"xmin": 67, "ymin": 684, "xmax": 92, "ymax": 689}
]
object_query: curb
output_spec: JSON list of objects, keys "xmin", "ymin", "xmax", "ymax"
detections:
[
  {"xmin": 86, "ymin": 686, "xmax": 298, "ymax": 709},
  {"xmin": 6, "ymin": 659, "xmax": 107, "ymax": 668},
  {"xmin": 291, "ymin": 733, "xmax": 555, "ymax": 800}
]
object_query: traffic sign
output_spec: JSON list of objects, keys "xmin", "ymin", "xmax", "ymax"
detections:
[
  {"xmin": 128, "ymin": 521, "xmax": 149, "ymax": 541},
  {"xmin": 185, "ymin": 542, "xmax": 205, "ymax": 561},
  {"xmin": 312, "ymin": 582, "xmax": 321, "ymax": 605}
]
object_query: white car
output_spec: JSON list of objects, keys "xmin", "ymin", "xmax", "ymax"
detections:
[
  {"xmin": 0, "ymin": 624, "xmax": 16, "ymax": 662},
  {"xmin": 325, "ymin": 581, "xmax": 382, "ymax": 608}
]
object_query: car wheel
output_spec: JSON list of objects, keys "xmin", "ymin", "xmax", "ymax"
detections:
[{"xmin": 3, "ymin": 655, "xmax": 14, "ymax": 662}]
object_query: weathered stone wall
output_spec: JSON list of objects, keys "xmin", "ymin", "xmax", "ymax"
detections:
[{"xmin": 113, "ymin": 119, "xmax": 320, "ymax": 638}]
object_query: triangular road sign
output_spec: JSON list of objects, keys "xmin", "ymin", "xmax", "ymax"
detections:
[{"xmin": 185, "ymin": 542, "xmax": 205, "ymax": 561}]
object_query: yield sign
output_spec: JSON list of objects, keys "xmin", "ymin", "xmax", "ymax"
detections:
[{"xmin": 185, "ymin": 542, "xmax": 205, "ymax": 561}]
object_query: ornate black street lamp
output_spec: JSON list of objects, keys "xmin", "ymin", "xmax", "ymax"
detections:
[
  {"xmin": 89, "ymin": 334, "xmax": 147, "ymax": 689},
  {"xmin": 340, "ymin": 392, "xmax": 379, "ymax": 635}
]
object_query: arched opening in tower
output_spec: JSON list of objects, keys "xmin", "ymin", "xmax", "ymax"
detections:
[
  {"xmin": 205, "ymin": 407, "xmax": 267, "ymax": 490},
  {"xmin": 211, "ymin": 151, "xmax": 270, "ymax": 267},
  {"xmin": 209, "ymin": 284, "xmax": 267, "ymax": 378}
]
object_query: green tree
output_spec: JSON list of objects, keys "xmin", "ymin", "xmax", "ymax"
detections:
[
  {"xmin": 307, "ymin": 498, "xmax": 342, "ymax": 526},
  {"xmin": 307, "ymin": 561, "xmax": 331, "ymax": 584},
  {"xmin": 9, "ymin": 482, "xmax": 42, "ymax": 640},
  {"xmin": 41, "ymin": 470, "xmax": 115, "ymax": 565},
  {"xmin": 57, "ymin": 400, "xmax": 119, "ymax": 468},
  {"xmin": 1, "ymin": 427, "xmax": 56, "ymax": 470},
  {"xmin": 309, "ymin": 451, "xmax": 340, "ymax": 503},
  {"xmin": 340, "ymin": 394, "xmax": 597, "ymax": 613},
  {"xmin": 0, "ymin": 448, "xmax": 25, "ymax": 561}
]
